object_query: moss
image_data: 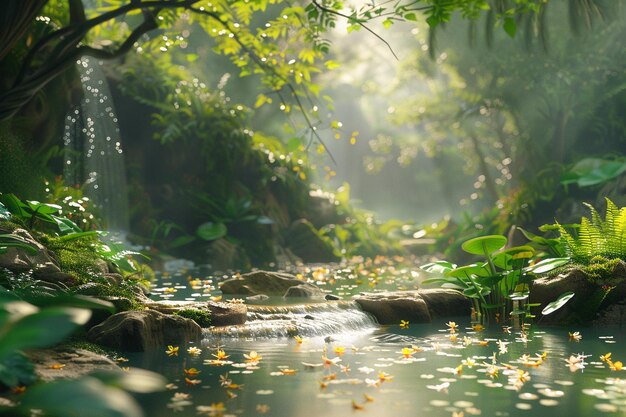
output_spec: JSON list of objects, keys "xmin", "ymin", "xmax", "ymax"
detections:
[
  {"xmin": 0, "ymin": 219, "xmax": 26, "ymax": 233},
  {"xmin": 580, "ymin": 257, "xmax": 622, "ymax": 282},
  {"xmin": 39, "ymin": 235, "xmax": 143, "ymax": 308},
  {"xmin": 174, "ymin": 308, "xmax": 212, "ymax": 327},
  {"xmin": 41, "ymin": 235, "xmax": 103, "ymax": 282}
]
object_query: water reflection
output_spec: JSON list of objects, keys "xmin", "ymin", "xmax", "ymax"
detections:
[{"xmin": 128, "ymin": 320, "xmax": 626, "ymax": 417}]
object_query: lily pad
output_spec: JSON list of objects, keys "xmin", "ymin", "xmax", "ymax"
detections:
[
  {"xmin": 462, "ymin": 235, "xmax": 507, "ymax": 256},
  {"xmin": 541, "ymin": 292, "xmax": 575, "ymax": 315}
]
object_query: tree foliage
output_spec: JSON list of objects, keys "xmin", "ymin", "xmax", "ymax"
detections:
[{"xmin": 1, "ymin": 0, "xmax": 551, "ymax": 134}]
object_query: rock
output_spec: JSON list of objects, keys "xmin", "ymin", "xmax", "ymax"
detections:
[
  {"xmin": 531, "ymin": 269, "xmax": 596, "ymax": 324},
  {"xmin": 220, "ymin": 270, "xmax": 321, "ymax": 296},
  {"xmin": 0, "ymin": 228, "xmax": 60, "ymax": 274},
  {"xmin": 284, "ymin": 219, "xmax": 340, "ymax": 263},
  {"xmin": 306, "ymin": 192, "xmax": 345, "ymax": 229},
  {"xmin": 207, "ymin": 301, "xmax": 247, "ymax": 326},
  {"xmin": 27, "ymin": 348, "xmax": 120, "ymax": 381},
  {"xmin": 304, "ymin": 314, "xmax": 315, "ymax": 320},
  {"xmin": 419, "ymin": 289, "xmax": 470, "ymax": 318},
  {"xmin": 353, "ymin": 289, "xmax": 471, "ymax": 325},
  {"xmin": 284, "ymin": 284, "xmax": 325, "ymax": 298},
  {"xmin": 144, "ymin": 300, "xmax": 247, "ymax": 327},
  {"xmin": 87, "ymin": 309, "xmax": 201, "ymax": 351},
  {"xmin": 325, "ymin": 294, "xmax": 341, "ymax": 301},
  {"xmin": 246, "ymin": 294, "xmax": 269, "ymax": 303},
  {"xmin": 354, "ymin": 291, "xmax": 430, "ymax": 324},
  {"xmin": 532, "ymin": 261, "xmax": 626, "ymax": 325},
  {"xmin": 33, "ymin": 271, "xmax": 76, "ymax": 286}
]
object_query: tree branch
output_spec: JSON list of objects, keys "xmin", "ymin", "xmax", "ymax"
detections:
[{"xmin": 310, "ymin": 0, "xmax": 399, "ymax": 60}]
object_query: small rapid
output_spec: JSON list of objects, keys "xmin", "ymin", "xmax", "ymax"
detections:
[{"xmin": 203, "ymin": 301, "xmax": 378, "ymax": 339}]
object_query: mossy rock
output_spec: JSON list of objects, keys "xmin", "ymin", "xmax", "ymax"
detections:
[{"xmin": 284, "ymin": 219, "xmax": 340, "ymax": 263}]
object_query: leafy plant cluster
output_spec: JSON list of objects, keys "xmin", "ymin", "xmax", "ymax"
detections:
[
  {"xmin": 0, "ymin": 288, "xmax": 165, "ymax": 417},
  {"xmin": 0, "ymin": 193, "xmax": 149, "ymax": 305},
  {"xmin": 421, "ymin": 234, "xmax": 570, "ymax": 326},
  {"xmin": 557, "ymin": 198, "xmax": 626, "ymax": 263}
]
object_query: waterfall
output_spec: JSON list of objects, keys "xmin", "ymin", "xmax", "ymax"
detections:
[
  {"xmin": 204, "ymin": 301, "xmax": 378, "ymax": 339},
  {"xmin": 63, "ymin": 56, "xmax": 129, "ymax": 231}
]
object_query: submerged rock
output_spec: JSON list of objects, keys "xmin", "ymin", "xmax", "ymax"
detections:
[
  {"xmin": 325, "ymin": 294, "xmax": 341, "ymax": 301},
  {"xmin": 284, "ymin": 284, "xmax": 324, "ymax": 298},
  {"xmin": 87, "ymin": 309, "xmax": 201, "ymax": 351},
  {"xmin": 246, "ymin": 294, "xmax": 269, "ymax": 303},
  {"xmin": 353, "ymin": 289, "xmax": 470, "ymax": 325},
  {"xmin": 220, "ymin": 270, "xmax": 321, "ymax": 296}
]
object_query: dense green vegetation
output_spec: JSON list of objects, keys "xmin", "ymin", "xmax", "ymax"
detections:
[{"xmin": 0, "ymin": 1, "xmax": 625, "ymax": 415}]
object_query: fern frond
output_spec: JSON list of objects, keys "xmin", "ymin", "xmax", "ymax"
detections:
[
  {"xmin": 557, "ymin": 221, "xmax": 583, "ymax": 260},
  {"xmin": 584, "ymin": 202, "xmax": 604, "ymax": 230},
  {"xmin": 615, "ymin": 207, "xmax": 626, "ymax": 259}
]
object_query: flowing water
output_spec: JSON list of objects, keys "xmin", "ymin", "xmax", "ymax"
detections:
[
  {"xmin": 62, "ymin": 56, "xmax": 129, "ymax": 231},
  {"xmin": 126, "ymin": 262, "xmax": 626, "ymax": 417}
]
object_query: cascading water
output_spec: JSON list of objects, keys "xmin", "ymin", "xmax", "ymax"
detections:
[
  {"xmin": 204, "ymin": 301, "xmax": 378, "ymax": 339},
  {"xmin": 63, "ymin": 56, "xmax": 129, "ymax": 231}
]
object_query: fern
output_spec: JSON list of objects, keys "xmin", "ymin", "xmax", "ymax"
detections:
[{"xmin": 559, "ymin": 198, "xmax": 626, "ymax": 263}]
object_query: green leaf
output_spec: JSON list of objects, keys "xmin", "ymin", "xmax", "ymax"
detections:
[
  {"xmin": 461, "ymin": 235, "xmax": 507, "ymax": 256},
  {"xmin": 446, "ymin": 263, "xmax": 487, "ymax": 278},
  {"xmin": 0, "ymin": 352, "xmax": 36, "ymax": 387},
  {"xmin": 541, "ymin": 291, "xmax": 575, "ymax": 315},
  {"xmin": 19, "ymin": 377, "xmax": 144, "ymax": 417},
  {"xmin": 28, "ymin": 295, "xmax": 115, "ymax": 312},
  {"xmin": 52, "ymin": 215, "xmax": 83, "ymax": 235},
  {"xmin": 382, "ymin": 18, "xmax": 393, "ymax": 29},
  {"xmin": 561, "ymin": 158, "xmax": 626, "ymax": 187},
  {"xmin": 0, "ymin": 194, "xmax": 28, "ymax": 218},
  {"xmin": 426, "ymin": 15, "xmax": 439, "ymax": 27},
  {"xmin": 492, "ymin": 245, "xmax": 534, "ymax": 269},
  {"xmin": 169, "ymin": 235, "xmax": 196, "ymax": 248},
  {"xmin": 0, "ymin": 202, "xmax": 10, "ymax": 220},
  {"xmin": 420, "ymin": 260, "xmax": 457, "ymax": 274},
  {"xmin": 256, "ymin": 216, "xmax": 274, "ymax": 225},
  {"xmin": 525, "ymin": 257, "xmax": 570, "ymax": 274},
  {"xmin": 503, "ymin": 17, "xmax": 516, "ymax": 38},
  {"xmin": 0, "ymin": 307, "xmax": 91, "ymax": 357},
  {"xmin": 420, "ymin": 277, "xmax": 452, "ymax": 286},
  {"xmin": 90, "ymin": 368, "xmax": 166, "ymax": 393},
  {"xmin": 509, "ymin": 291, "xmax": 529, "ymax": 301},
  {"xmin": 404, "ymin": 13, "xmax": 417, "ymax": 21},
  {"xmin": 196, "ymin": 222, "xmax": 227, "ymax": 241},
  {"xmin": 0, "ymin": 234, "xmax": 39, "ymax": 254}
]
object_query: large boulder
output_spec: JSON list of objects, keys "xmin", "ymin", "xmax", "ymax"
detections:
[
  {"xmin": 418, "ymin": 289, "xmax": 470, "ymax": 318},
  {"xmin": 220, "ymin": 270, "xmax": 321, "ymax": 296},
  {"xmin": 284, "ymin": 219, "xmax": 340, "ymax": 263},
  {"xmin": 353, "ymin": 289, "xmax": 471, "ymax": 325},
  {"xmin": 532, "ymin": 261, "xmax": 626, "ymax": 325},
  {"xmin": 145, "ymin": 300, "xmax": 247, "ymax": 327},
  {"xmin": 87, "ymin": 309, "xmax": 201, "ymax": 351}
]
